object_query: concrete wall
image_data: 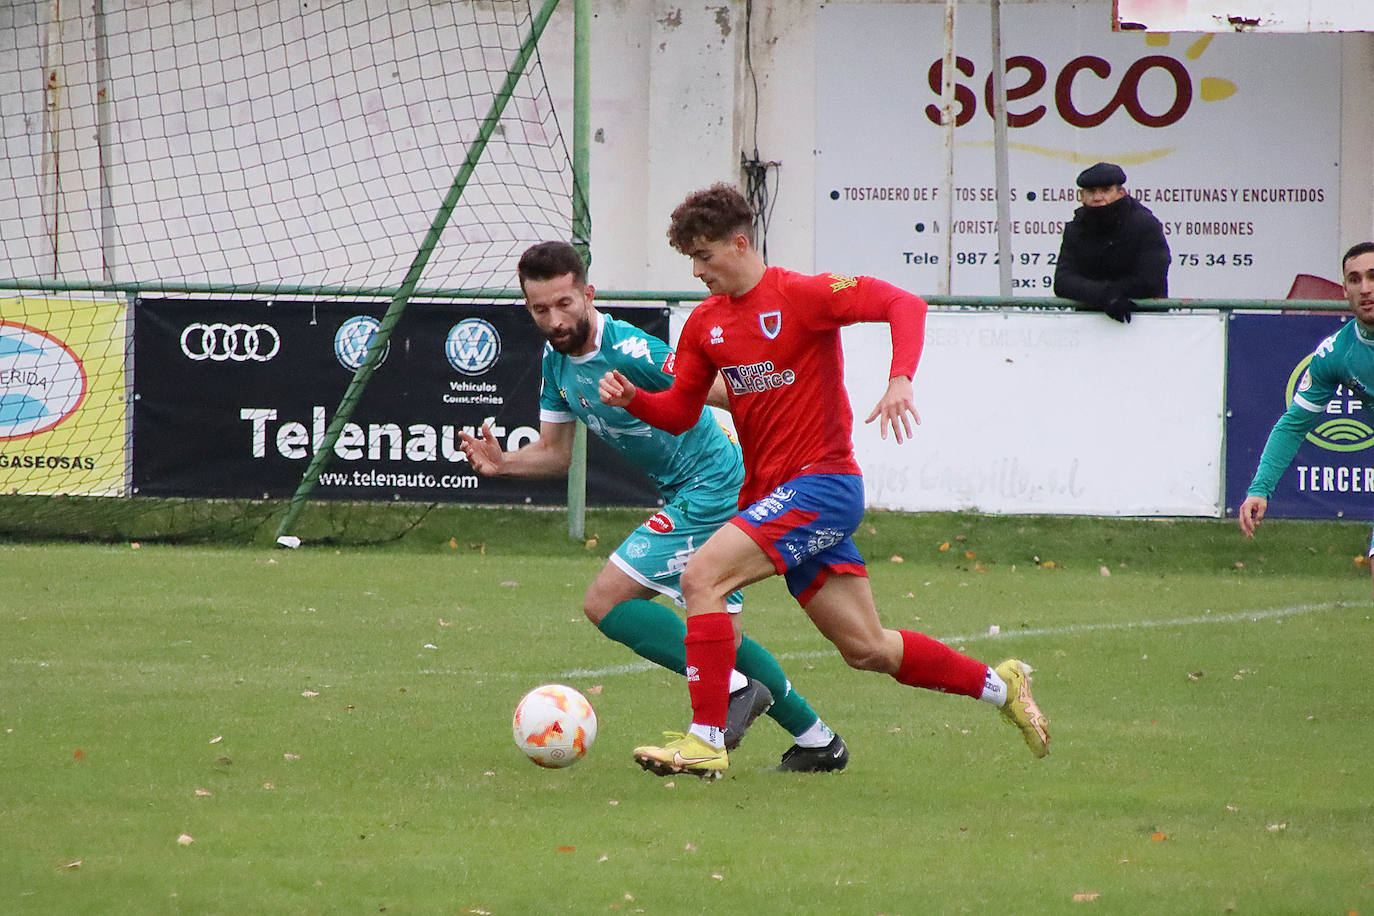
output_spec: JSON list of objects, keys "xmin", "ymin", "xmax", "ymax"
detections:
[{"xmin": 550, "ymin": 0, "xmax": 1374, "ymax": 292}]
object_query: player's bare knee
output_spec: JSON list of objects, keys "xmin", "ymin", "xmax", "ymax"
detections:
[
  {"xmin": 680, "ymin": 563, "xmax": 728, "ymax": 609},
  {"xmin": 581, "ymin": 592, "xmax": 613, "ymax": 625},
  {"xmin": 836, "ymin": 639, "xmax": 889, "ymax": 672}
]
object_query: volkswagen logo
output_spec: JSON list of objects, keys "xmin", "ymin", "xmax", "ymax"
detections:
[
  {"xmin": 179, "ymin": 323, "xmax": 281, "ymax": 362},
  {"xmin": 335, "ymin": 315, "xmax": 389, "ymax": 371},
  {"xmin": 446, "ymin": 318, "xmax": 501, "ymax": 375}
]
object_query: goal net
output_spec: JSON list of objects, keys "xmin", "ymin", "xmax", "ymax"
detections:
[{"xmin": 0, "ymin": 0, "xmax": 577, "ymax": 542}]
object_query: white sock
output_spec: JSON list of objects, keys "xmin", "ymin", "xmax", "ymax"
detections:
[
  {"xmin": 688, "ymin": 722, "xmax": 725, "ymax": 748},
  {"xmin": 793, "ymin": 718, "xmax": 835, "ymax": 748},
  {"xmin": 980, "ymin": 667, "xmax": 1008, "ymax": 706},
  {"xmin": 727, "ymin": 669, "xmax": 748, "ymax": 693}
]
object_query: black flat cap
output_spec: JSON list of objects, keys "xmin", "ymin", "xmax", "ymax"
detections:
[{"xmin": 1076, "ymin": 162, "xmax": 1127, "ymax": 188}]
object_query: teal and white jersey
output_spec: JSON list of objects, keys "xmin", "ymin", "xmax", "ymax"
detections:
[
  {"xmin": 539, "ymin": 312, "xmax": 743, "ymax": 503},
  {"xmin": 1247, "ymin": 319, "xmax": 1374, "ymax": 498}
]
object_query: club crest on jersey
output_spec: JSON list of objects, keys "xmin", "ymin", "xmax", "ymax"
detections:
[
  {"xmin": 646, "ymin": 511, "xmax": 675, "ymax": 534},
  {"xmin": 759, "ymin": 310, "xmax": 782, "ymax": 339},
  {"xmin": 828, "ymin": 274, "xmax": 858, "ymax": 292}
]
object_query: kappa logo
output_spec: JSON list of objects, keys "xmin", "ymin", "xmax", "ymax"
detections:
[
  {"xmin": 612, "ymin": 335, "xmax": 654, "ymax": 362},
  {"xmin": 759, "ymin": 311, "xmax": 782, "ymax": 339},
  {"xmin": 647, "ymin": 511, "xmax": 675, "ymax": 534}
]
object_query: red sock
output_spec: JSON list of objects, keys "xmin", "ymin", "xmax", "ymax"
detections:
[
  {"xmin": 893, "ymin": 630, "xmax": 987, "ymax": 699},
  {"xmin": 684, "ymin": 612, "xmax": 736, "ymax": 728}
]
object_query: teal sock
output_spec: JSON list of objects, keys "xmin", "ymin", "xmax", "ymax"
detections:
[
  {"xmin": 734, "ymin": 635, "xmax": 821, "ymax": 738},
  {"xmin": 597, "ymin": 600, "xmax": 823, "ymax": 740},
  {"xmin": 596, "ymin": 599, "xmax": 688, "ymax": 675}
]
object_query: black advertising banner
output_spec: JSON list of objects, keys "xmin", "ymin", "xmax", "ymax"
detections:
[
  {"xmin": 132, "ymin": 298, "xmax": 667, "ymax": 505},
  {"xmin": 1226, "ymin": 312, "xmax": 1372, "ymax": 520}
]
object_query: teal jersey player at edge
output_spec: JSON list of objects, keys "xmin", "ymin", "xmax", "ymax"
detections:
[
  {"xmin": 1238, "ymin": 240, "xmax": 1374, "ymax": 598},
  {"xmin": 458, "ymin": 240, "xmax": 848, "ymax": 772},
  {"xmin": 600, "ymin": 183, "xmax": 1050, "ymax": 780}
]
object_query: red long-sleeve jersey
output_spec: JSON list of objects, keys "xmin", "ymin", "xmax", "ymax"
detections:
[{"xmin": 626, "ymin": 266, "xmax": 927, "ymax": 507}]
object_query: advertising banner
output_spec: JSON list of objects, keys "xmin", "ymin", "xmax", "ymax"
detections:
[
  {"xmin": 0, "ymin": 296, "xmax": 127, "ymax": 496},
  {"xmin": 844, "ymin": 310, "xmax": 1226, "ymax": 516},
  {"xmin": 1225, "ymin": 312, "xmax": 1371, "ymax": 520},
  {"xmin": 132, "ymin": 298, "xmax": 667, "ymax": 505},
  {"xmin": 815, "ymin": 2, "xmax": 1340, "ymax": 299}
]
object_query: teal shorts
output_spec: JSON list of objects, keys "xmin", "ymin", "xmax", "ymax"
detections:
[{"xmin": 610, "ymin": 494, "xmax": 744, "ymax": 613}]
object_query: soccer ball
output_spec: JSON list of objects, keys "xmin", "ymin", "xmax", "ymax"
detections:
[{"xmin": 512, "ymin": 684, "xmax": 597, "ymax": 768}]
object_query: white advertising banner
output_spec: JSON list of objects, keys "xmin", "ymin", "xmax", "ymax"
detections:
[
  {"xmin": 845, "ymin": 311, "xmax": 1226, "ymax": 515},
  {"xmin": 815, "ymin": 2, "xmax": 1341, "ymax": 299}
]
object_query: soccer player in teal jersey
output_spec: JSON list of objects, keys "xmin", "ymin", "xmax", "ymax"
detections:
[
  {"xmin": 458, "ymin": 241, "xmax": 847, "ymax": 772},
  {"xmin": 1239, "ymin": 241, "xmax": 1374, "ymax": 595}
]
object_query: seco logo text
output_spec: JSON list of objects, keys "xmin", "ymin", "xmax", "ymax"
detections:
[{"xmin": 925, "ymin": 54, "xmax": 1195, "ymax": 129}]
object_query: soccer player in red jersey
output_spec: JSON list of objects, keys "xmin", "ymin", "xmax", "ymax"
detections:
[{"xmin": 599, "ymin": 183, "xmax": 1050, "ymax": 778}]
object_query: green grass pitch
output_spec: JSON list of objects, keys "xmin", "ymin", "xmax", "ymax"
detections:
[{"xmin": 2, "ymin": 508, "xmax": 1371, "ymax": 914}]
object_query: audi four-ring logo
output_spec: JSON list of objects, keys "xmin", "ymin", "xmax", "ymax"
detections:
[{"xmin": 180, "ymin": 323, "xmax": 281, "ymax": 362}]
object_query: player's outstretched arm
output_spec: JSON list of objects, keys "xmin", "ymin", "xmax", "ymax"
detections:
[
  {"xmin": 1237, "ymin": 494, "xmax": 1267, "ymax": 538},
  {"xmin": 458, "ymin": 421, "xmax": 573, "ymax": 478},
  {"xmin": 864, "ymin": 375, "xmax": 921, "ymax": 444},
  {"xmin": 598, "ymin": 369, "xmax": 636, "ymax": 408}
]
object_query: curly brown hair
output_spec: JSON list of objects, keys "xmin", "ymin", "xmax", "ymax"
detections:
[{"xmin": 666, "ymin": 183, "xmax": 755, "ymax": 253}]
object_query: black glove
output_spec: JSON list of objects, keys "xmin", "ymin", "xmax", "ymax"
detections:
[{"xmin": 1104, "ymin": 296, "xmax": 1135, "ymax": 324}]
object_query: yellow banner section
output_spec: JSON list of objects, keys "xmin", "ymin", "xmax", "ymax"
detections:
[{"xmin": 0, "ymin": 296, "xmax": 127, "ymax": 496}]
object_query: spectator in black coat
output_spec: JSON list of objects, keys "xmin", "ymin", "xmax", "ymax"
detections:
[{"xmin": 1053, "ymin": 162, "xmax": 1170, "ymax": 324}]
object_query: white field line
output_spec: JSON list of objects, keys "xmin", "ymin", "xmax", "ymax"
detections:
[{"xmin": 558, "ymin": 601, "xmax": 1356, "ymax": 680}]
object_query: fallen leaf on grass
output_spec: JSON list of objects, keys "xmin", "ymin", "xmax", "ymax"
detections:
[
  {"xmin": 72, "ymin": 748, "xmax": 83, "ymax": 761},
  {"xmin": 301, "ymin": 690, "xmax": 320, "ymax": 697},
  {"xmin": 1356, "ymin": 555, "xmax": 1370, "ymax": 568},
  {"xmin": 499, "ymin": 581, "xmax": 519, "ymax": 587},
  {"xmin": 1150, "ymin": 832, "xmax": 1169, "ymax": 842},
  {"xmin": 448, "ymin": 538, "xmax": 458, "ymax": 549},
  {"xmin": 63, "ymin": 859, "xmax": 82, "ymax": 869},
  {"xmin": 890, "ymin": 554, "xmax": 904, "ymax": 563},
  {"xmin": 586, "ymin": 684, "xmax": 603, "ymax": 695},
  {"xmin": 284, "ymin": 752, "xmax": 301, "ymax": 760},
  {"xmin": 209, "ymin": 736, "xmax": 223, "ymax": 744},
  {"xmin": 176, "ymin": 834, "xmax": 194, "ymax": 846},
  {"xmin": 1265, "ymin": 823, "xmax": 1287, "ymax": 832},
  {"xmin": 964, "ymin": 550, "xmax": 976, "ymax": 560},
  {"xmin": 1099, "ymin": 566, "xmax": 1111, "ymax": 577},
  {"xmin": 1187, "ymin": 670, "xmax": 1204, "ymax": 681},
  {"xmin": 194, "ymin": 788, "xmax": 212, "ymax": 797},
  {"xmin": 556, "ymin": 845, "xmax": 576, "ymax": 853},
  {"xmin": 1072, "ymin": 892, "xmax": 1101, "ymax": 902},
  {"xmin": 584, "ymin": 538, "xmax": 598, "ymax": 549},
  {"xmin": 438, "ymin": 619, "xmax": 452, "ymax": 627},
  {"xmin": 938, "ymin": 542, "xmax": 950, "ymax": 552}
]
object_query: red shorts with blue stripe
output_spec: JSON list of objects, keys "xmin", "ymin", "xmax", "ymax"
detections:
[{"xmin": 729, "ymin": 473, "xmax": 868, "ymax": 606}]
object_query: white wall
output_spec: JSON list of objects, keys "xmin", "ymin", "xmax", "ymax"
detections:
[{"xmin": 570, "ymin": 0, "xmax": 1374, "ymax": 291}]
